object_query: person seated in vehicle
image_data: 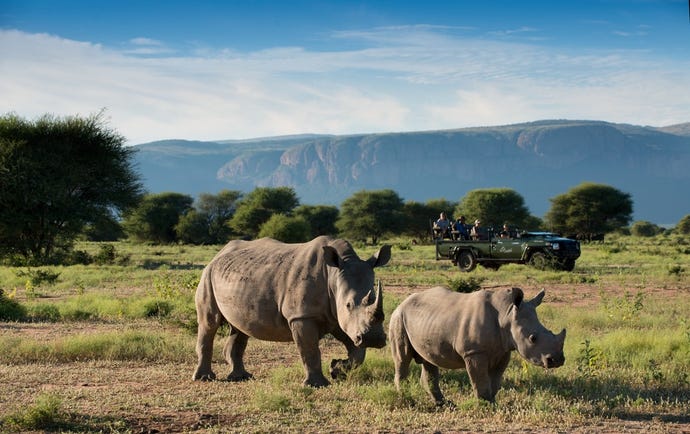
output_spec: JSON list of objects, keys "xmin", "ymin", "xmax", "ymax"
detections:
[
  {"xmin": 470, "ymin": 219, "xmax": 483, "ymax": 240},
  {"xmin": 499, "ymin": 224, "xmax": 511, "ymax": 239},
  {"xmin": 433, "ymin": 212, "xmax": 451, "ymax": 239},
  {"xmin": 452, "ymin": 215, "xmax": 470, "ymax": 240}
]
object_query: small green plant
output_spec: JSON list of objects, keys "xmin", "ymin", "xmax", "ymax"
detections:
[
  {"xmin": 667, "ymin": 264, "xmax": 684, "ymax": 276},
  {"xmin": 576, "ymin": 339, "xmax": 605, "ymax": 378},
  {"xmin": 93, "ymin": 243, "xmax": 117, "ymax": 265},
  {"xmin": 447, "ymin": 275, "xmax": 485, "ymax": 293},
  {"xmin": 2, "ymin": 393, "xmax": 63, "ymax": 431},
  {"xmin": 644, "ymin": 359, "xmax": 664, "ymax": 385},
  {"xmin": 601, "ymin": 290, "xmax": 644, "ymax": 322}
]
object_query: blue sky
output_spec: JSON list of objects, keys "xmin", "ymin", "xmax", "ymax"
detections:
[{"xmin": 1, "ymin": 0, "xmax": 689, "ymax": 144}]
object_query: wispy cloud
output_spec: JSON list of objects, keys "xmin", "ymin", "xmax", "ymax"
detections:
[{"xmin": 1, "ymin": 27, "xmax": 688, "ymax": 144}]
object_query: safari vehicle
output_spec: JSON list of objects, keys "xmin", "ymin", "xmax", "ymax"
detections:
[{"xmin": 435, "ymin": 230, "xmax": 581, "ymax": 272}]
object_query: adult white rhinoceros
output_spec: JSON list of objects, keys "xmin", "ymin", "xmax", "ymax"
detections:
[
  {"xmin": 389, "ymin": 287, "xmax": 565, "ymax": 403},
  {"xmin": 193, "ymin": 236, "xmax": 391, "ymax": 387}
]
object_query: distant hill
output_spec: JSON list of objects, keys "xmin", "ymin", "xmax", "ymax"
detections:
[{"xmin": 132, "ymin": 120, "xmax": 690, "ymax": 225}]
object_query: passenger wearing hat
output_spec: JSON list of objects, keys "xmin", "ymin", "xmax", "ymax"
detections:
[{"xmin": 471, "ymin": 219, "xmax": 482, "ymax": 240}]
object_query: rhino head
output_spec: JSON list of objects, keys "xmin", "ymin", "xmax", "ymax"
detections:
[
  {"xmin": 324, "ymin": 242, "xmax": 391, "ymax": 349},
  {"xmin": 505, "ymin": 288, "xmax": 566, "ymax": 369}
]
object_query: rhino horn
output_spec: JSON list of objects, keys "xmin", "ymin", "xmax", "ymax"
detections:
[
  {"xmin": 375, "ymin": 280, "xmax": 383, "ymax": 312},
  {"xmin": 369, "ymin": 280, "xmax": 384, "ymax": 321}
]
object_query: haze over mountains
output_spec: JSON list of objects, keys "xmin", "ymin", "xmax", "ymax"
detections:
[{"xmin": 132, "ymin": 120, "xmax": 690, "ymax": 225}]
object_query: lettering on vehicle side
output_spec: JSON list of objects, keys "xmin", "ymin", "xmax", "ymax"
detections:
[{"xmin": 498, "ymin": 247, "xmax": 513, "ymax": 253}]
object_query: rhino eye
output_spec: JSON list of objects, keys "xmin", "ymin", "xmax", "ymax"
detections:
[
  {"xmin": 346, "ymin": 301, "xmax": 353, "ymax": 310},
  {"xmin": 528, "ymin": 334, "xmax": 537, "ymax": 344}
]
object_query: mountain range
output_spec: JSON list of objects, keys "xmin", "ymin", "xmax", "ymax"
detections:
[{"xmin": 132, "ymin": 120, "xmax": 690, "ymax": 225}]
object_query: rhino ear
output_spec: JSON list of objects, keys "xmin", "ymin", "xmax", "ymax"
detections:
[
  {"xmin": 511, "ymin": 287, "xmax": 524, "ymax": 308},
  {"xmin": 529, "ymin": 289, "xmax": 546, "ymax": 307},
  {"xmin": 368, "ymin": 244, "xmax": 392, "ymax": 268},
  {"xmin": 323, "ymin": 246, "xmax": 343, "ymax": 268}
]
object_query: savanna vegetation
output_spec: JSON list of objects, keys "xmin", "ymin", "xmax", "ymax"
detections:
[{"xmin": 1, "ymin": 234, "xmax": 688, "ymax": 433}]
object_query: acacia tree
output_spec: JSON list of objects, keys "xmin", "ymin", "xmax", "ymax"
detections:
[
  {"xmin": 258, "ymin": 214, "xmax": 311, "ymax": 243},
  {"xmin": 337, "ymin": 189, "xmax": 404, "ymax": 244},
  {"xmin": 293, "ymin": 204, "xmax": 339, "ymax": 239},
  {"xmin": 176, "ymin": 190, "xmax": 242, "ymax": 244},
  {"xmin": 228, "ymin": 187, "xmax": 300, "ymax": 238},
  {"xmin": 545, "ymin": 182, "xmax": 633, "ymax": 236},
  {"xmin": 455, "ymin": 188, "xmax": 532, "ymax": 229},
  {"xmin": 0, "ymin": 112, "xmax": 143, "ymax": 263},
  {"xmin": 122, "ymin": 192, "xmax": 194, "ymax": 243}
]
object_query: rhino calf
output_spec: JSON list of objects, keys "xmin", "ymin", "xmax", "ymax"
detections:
[{"xmin": 389, "ymin": 287, "xmax": 565, "ymax": 404}]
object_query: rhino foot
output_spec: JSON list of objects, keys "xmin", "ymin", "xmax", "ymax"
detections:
[
  {"xmin": 226, "ymin": 371, "xmax": 253, "ymax": 382},
  {"xmin": 193, "ymin": 371, "xmax": 216, "ymax": 382},
  {"xmin": 329, "ymin": 358, "xmax": 352, "ymax": 380}
]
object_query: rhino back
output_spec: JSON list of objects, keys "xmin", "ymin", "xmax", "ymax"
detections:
[
  {"xmin": 207, "ymin": 237, "xmax": 334, "ymax": 340},
  {"xmin": 398, "ymin": 287, "xmax": 510, "ymax": 368}
]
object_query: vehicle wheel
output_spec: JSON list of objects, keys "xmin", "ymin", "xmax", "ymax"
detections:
[
  {"xmin": 561, "ymin": 258, "xmax": 576, "ymax": 272},
  {"xmin": 528, "ymin": 251, "xmax": 549, "ymax": 270},
  {"xmin": 457, "ymin": 251, "xmax": 477, "ymax": 272}
]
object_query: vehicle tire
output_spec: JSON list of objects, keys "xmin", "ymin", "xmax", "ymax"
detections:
[
  {"xmin": 528, "ymin": 251, "xmax": 549, "ymax": 270},
  {"xmin": 457, "ymin": 251, "xmax": 477, "ymax": 272},
  {"xmin": 561, "ymin": 258, "xmax": 576, "ymax": 272}
]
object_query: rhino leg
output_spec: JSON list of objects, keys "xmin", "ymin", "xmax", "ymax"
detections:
[
  {"xmin": 464, "ymin": 354, "xmax": 494, "ymax": 402},
  {"xmin": 420, "ymin": 361, "xmax": 445, "ymax": 405},
  {"xmin": 489, "ymin": 352, "xmax": 511, "ymax": 401},
  {"xmin": 290, "ymin": 319, "xmax": 330, "ymax": 387},
  {"xmin": 193, "ymin": 268, "xmax": 223, "ymax": 381},
  {"xmin": 329, "ymin": 328, "xmax": 366, "ymax": 380},
  {"xmin": 388, "ymin": 311, "xmax": 413, "ymax": 392},
  {"xmin": 224, "ymin": 328, "xmax": 253, "ymax": 382}
]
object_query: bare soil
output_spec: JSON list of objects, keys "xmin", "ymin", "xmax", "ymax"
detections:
[{"xmin": 2, "ymin": 283, "xmax": 689, "ymax": 433}]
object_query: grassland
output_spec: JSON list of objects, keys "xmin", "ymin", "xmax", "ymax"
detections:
[{"xmin": 1, "ymin": 234, "xmax": 689, "ymax": 433}]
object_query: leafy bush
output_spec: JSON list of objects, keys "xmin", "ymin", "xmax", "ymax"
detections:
[
  {"xmin": 447, "ymin": 275, "xmax": 485, "ymax": 293},
  {"xmin": 0, "ymin": 288, "xmax": 26, "ymax": 321},
  {"xmin": 1, "ymin": 393, "xmax": 63, "ymax": 431},
  {"xmin": 14, "ymin": 268, "xmax": 61, "ymax": 286}
]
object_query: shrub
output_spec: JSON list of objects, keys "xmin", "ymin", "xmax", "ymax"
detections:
[
  {"xmin": 447, "ymin": 276, "xmax": 485, "ymax": 293},
  {"xmin": 0, "ymin": 288, "xmax": 26, "ymax": 321}
]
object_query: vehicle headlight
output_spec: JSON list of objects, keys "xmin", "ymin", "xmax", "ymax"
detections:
[{"xmin": 552, "ymin": 242, "xmax": 560, "ymax": 250}]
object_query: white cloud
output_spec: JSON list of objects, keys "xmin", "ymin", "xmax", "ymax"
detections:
[{"xmin": 1, "ymin": 27, "xmax": 688, "ymax": 145}]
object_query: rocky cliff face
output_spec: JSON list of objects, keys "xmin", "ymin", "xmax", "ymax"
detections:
[{"xmin": 133, "ymin": 120, "xmax": 690, "ymax": 224}]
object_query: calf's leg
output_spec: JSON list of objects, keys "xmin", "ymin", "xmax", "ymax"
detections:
[{"xmin": 464, "ymin": 354, "xmax": 494, "ymax": 402}]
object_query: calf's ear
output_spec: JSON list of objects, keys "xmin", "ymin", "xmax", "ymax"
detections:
[{"xmin": 529, "ymin": 289, "xmax": 546, "ymax": 307}]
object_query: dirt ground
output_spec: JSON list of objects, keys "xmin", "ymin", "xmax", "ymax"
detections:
[{"xmin": 2, "ymin": 282, "xmax": 689, "ymax": 433}]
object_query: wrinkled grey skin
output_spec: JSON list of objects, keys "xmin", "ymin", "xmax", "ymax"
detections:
[
  {"xmin": 389, "ymin": 287, "xmax": 566, "ymax": 403},
  {"xmin": 193, "ymin": 236, "xmax": 391, "ymax": 387}
]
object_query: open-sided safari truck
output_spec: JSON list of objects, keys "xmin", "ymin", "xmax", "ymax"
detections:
[{"xmin": 435, "ymin": 229, "xmax": 581, "ymax": 272}]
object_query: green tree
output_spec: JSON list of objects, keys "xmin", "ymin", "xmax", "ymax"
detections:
[
  {"xmin": 293, "ymin": 205, "xmax": 339, "ymax": 239},
  {"xmin": 630, "ymin": 220, "xmax": 662, "ymax": 237},
  {"xmin": 337, "ymin": 189, "xmax": 404, "ymax": 244},
  {"xmin": 229, "ymin": 187, "xmax": 300, "ymax": 238},
  {"xmin": 677, "ymin": 214, "xmax": 690, "ymax": 235},
  {"xmin": 258, "ymin": 214, "xmax": 311, "ymax": 243},
  {"xmin": 122, "ymin": 192, "xmax": 193, "ymax": 243},
  {"xmin": 0, "ymin": 112, "xmax": 142, "ymax": 263},
  {"xmin": 175, "ymin": 210, "xmax": 210, "ymax": 244},
  {"xmin": 402, "ymin": 201, "xmax": 437, "ymax": 240},
  {"xmin": 455, "ymin": 188, "xmax": 532, "ymax": 229},
  {"xmin": 176, "ymin": 190, "xmax": 241, "ymax": 244},
  {"xmin": 545, "ymin": 182, "xmax": 633, "ymax": 237}
]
